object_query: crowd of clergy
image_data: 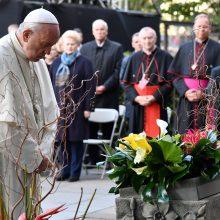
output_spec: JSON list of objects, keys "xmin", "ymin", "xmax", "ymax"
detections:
[
  {"xmin": 7, "ymin": 13, "xmax": 220, "ymax": 182},
  {"xmin": 39, "ymin": 13, "xmax": 220, "ymax": 183}
]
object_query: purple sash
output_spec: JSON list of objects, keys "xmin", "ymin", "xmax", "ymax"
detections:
[{"xmin": 184, "ymin": 78, "xmax": 209, "ymax": 89}]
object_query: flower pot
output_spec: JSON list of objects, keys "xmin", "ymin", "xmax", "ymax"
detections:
[{"xmin": 115, "ymin": 176, "xmax": 220, "ymax": 220}]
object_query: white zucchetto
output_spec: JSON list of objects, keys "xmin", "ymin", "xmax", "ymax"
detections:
[{"xmin": 24, "ymin": 8, "xmax": 59, "ymax": 24}]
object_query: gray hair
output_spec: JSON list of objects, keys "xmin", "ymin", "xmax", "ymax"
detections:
[
  {"xmin": 194, "ymin": 14, "xmax": 212, "ymax": 26},
  {"xmin": 92, "ymin": 19, "xmax": 108, "ymax": 31},
  {"xmin": 139, "ymin": 27, "xmax": 157, "ymax": 39},
  {"xmin": 17, "ymin": 22, "xmax": 43, "ymax": 34}
]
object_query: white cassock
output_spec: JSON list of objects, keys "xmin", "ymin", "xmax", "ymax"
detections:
[{"xmin": 0, "ymin": 32, "xmax": 59, "ymax": 219}]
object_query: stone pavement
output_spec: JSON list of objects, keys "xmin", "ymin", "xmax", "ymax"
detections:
[{"xmin": 41, "ymin": 169, "xmax": 117, "ymax": 220}]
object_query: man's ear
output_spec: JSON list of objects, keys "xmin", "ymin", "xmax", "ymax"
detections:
[{"xmin": 23, "ymin": 29, "xmax": 32, "ymax": 42}]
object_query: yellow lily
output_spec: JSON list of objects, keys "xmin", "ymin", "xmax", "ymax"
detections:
[{"xmin": 120, "ymin": 133, "xmax": 152, "ymax": 154}]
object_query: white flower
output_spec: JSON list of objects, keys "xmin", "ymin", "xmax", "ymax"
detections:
[
  {"xmin": 131, "ymin": 166, "xmax": 147, "ymax": 175},
  {"xmin": 134, "ymin": 147, "xmax": 146, "ymax": 164},
  {"xmin": 156, "ymin": 119, "xmax": 168, "ymax": 137},
  {"xmin": 138, "ymin": 131, "xmax": 147, "ymax": 139}
]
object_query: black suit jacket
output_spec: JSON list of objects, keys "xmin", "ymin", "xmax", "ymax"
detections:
[{"xmin": 81, "ymin": 39, "xmax": 123, "ymax": 110}]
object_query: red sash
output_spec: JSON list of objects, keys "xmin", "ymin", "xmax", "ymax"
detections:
[{"xmin": 134, "ymin": 84, "xmax": 160, "ymax": 137}]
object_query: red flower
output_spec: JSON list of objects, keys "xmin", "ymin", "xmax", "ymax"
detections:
[
  {"xmin": 18, "ymin": 204, "xmax": 66, "ymax": 220},
  {"xmin": 35, "ymin": 204, "xmax": 66, "ymax": 220}
]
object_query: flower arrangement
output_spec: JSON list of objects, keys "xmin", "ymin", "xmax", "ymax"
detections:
[{"xmin": 105, "ymin": 120, "xmax": 220, "ymax": 203}]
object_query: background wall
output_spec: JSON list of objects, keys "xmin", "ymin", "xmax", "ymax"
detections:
[{"xmin": 0, "ymin": 1, "xmax": 160, "ymax": 51}]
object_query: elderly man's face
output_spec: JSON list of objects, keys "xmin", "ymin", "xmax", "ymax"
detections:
[
  {"xmin": 23, "ymin": 24, "xmax": 60, "ymax": 62},
  {"xmin": 92, "ymin": 24, "xmax": 108, "ymax": 42},
  {"xmin": 193, "ymin": 17, "xmax": 211, "ymax": 41},
  {"xmin": 140, "ymin": 30, "xmax": 157, "ymax": 52}
]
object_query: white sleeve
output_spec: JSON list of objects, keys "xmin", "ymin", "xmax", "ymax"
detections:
[{"xmin": 0, "ymin": 122, "xmax": 55, "ymax": 173}]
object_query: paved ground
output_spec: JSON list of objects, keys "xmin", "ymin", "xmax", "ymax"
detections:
[{"xmin": 41, "ymin": 168, "xmax": 117, "ymax": 220}]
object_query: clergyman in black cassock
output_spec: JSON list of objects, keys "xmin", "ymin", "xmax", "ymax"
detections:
[
  {"xmin": 168, "ymin": 14, "xmax": 220, "ymax": 134},
  {"xmin": 123, "ymin": 27, "xmax": 173, "ymax": 137}
]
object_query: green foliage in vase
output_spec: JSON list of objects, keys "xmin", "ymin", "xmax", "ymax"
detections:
[{"xmin": 105, "ymin": 119, "xmax": 220, "ymax": 203}]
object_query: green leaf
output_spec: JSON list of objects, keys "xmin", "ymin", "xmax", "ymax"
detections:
[
  {"xmin": 157, "ymin": 180, "xmax": 169, "ymax": 203},
  {"xmin": 107, "ymin": 166, "xmax": 127, "ymax": 180},
  {"xmin": 192, "ymin": 139, "xmax": 210, "ymax": 155},
  {"xmin": 166, "ymin": 164, "xmax": 188, "ymax": 173},
  {"xmin": 147, "ymin": 141, "xmax": 164, "ymax": 163},
  {"xmin": 171, "ymin": 166, "xmax": 191, "ymax": 185},
  {"xmin": 109, "ymin": 187, "xmax": 118, "ymax": 194},
  {"xmin": 142, "ymin": 180, "xmax": 155, "ymax": 203},
  {"xmin": 204, "ymin": 148, "xmax": 220, "ymax": 161},
  {"xmin": 173, "ymin": 133, "xmax": 181, "ymax": 142},
  {"xmin": 104, "ymin": 144, "xmax": 116, "ymax": 156},
  {"xmin": 158, "ymin": 140, "xmax": 182, "ymax": 163},
  {"xmin": 161, "ymin": 134, "xmax": 173, "ymax": 142},
  {"xmin": 131, "ymin": 175, "xmax": 146, "ymax": 193},
  {"xmin": 158, "ymin": 167, "xmax": 172, "ymax": 179},
  {"xmin": 113, "ymin": 151, "xmax": 134, "ymax": 161},
  {"xmin": 201, "ymin": 166, "xmax": 220, "ymax": 180}
]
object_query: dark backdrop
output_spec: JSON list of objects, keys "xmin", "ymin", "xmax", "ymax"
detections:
[{"xmin": 0, "ymin": 1, "xmax": 160, "ymax": 51}]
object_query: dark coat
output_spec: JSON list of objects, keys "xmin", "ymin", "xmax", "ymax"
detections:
[
  {"xmin": 168, "ymin": 39, "xmax": 220, "ymax": 134},
  {"xmin": 50, "ymin": 54, "xmax": 96, "ymax": 141},
  {"xmin": 123, "ymin": 48, "xmax": 173, "ymax": 134},
  {"xmin": 80, "ymin": 39, "xmax": 123, "ymax": 110},
  {"xmin": 209, "ymin": 66, "xmax": 220, "ymax": 132}
]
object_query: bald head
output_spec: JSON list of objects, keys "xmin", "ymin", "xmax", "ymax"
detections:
[{"xmin": 16, "ymin": 9, "xmax": 60, "ymax": 62}]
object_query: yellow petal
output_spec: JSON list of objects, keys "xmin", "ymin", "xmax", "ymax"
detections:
[
  {"xmin": 119, "ymin": 143, "xmax": 126, "ymax": 149},
  {"xmin": 120, "ymin": 133, "xmax": 152, "ymax": 153},
  {"xmin": 123, "ymin": 134, "xmax": 139, "ymax": 150},
  {"xmin": 135, "ymin": 138, "xmax": 152, "ymax": 154}
]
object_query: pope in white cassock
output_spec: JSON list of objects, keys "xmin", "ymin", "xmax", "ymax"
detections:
[{"xmin": 0, "ymin": 8, "xmax": 60, "ymax": 219}]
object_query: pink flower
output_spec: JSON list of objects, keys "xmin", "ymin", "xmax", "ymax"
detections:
[
  {"xmin": 18, "ymin": 213, "xmax": 26, "ymax": 220},
  {"xmin": 182, "ymin": 129, "xmax": 207, "ymax": 145}
]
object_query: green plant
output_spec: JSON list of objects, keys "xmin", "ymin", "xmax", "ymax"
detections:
[{"xmin": 105, "ymin": 120, "xmax": 220, "ymax": 204}]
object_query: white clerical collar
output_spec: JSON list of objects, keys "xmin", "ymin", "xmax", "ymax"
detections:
[
  {"xmin": 143, "ymin": 45, "xmax": 157, "ymax": 55},
  {"xmin": 9, "ymin": 32, "xmax": 27, "ymax": 60},
  {"xmin": 96, "ymin": 41, "xmax": 105, "ymax": 47}
]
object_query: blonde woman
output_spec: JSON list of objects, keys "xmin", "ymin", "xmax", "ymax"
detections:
[
  {"xmin": 44, "ymin": 44, "xmax": 59, "ymax": 68},
  {"xmin": 50, "ymin": 30, "xmax": 96, "ymax": 182}
]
